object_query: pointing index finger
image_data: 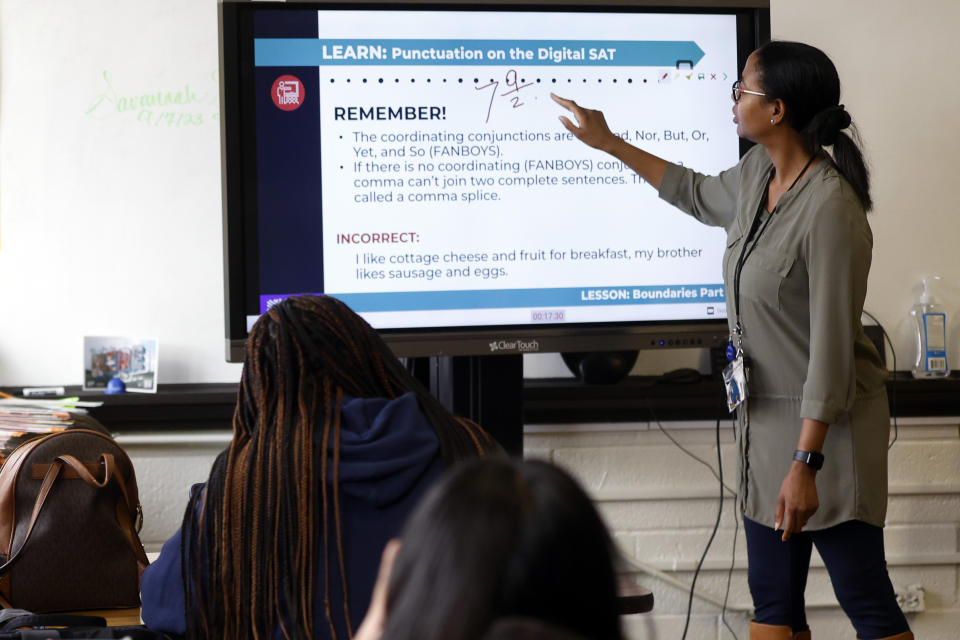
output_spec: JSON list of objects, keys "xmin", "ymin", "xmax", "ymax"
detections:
[{"xmin": 550, "ymin": 92, "xmax": 577, "ymax": 113}]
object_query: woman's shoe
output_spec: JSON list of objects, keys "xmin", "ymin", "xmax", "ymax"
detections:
[{"xmin": 749, "ymin": 622, "xmax": 794, "ymax": 639}]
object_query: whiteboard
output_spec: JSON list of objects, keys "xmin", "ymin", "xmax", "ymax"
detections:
[{"xmin": 0, "ymin": 0, "xmax": 242, "ymax": 385}]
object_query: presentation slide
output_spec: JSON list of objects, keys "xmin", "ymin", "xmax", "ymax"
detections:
[{"xmin": 249, "ymin": 9, "xmax": 739, "ymax": 331}]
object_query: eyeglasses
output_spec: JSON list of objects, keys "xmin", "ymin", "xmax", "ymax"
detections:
[{"xmin": 731, "ymin": 80, "xmax": 766, "ymax": 102}]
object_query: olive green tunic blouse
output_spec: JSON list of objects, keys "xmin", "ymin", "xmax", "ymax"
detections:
[{"xmin": 659, "ymin": 145, "xmax": 890, "ymax": 530}]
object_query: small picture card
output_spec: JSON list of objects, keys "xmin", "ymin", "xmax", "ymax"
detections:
[{"xmin": 83, "ymin": 336, "xmax": 159, "ymax": 393}]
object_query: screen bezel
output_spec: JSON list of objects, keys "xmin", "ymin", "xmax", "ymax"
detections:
[{"xmin": 219, "ymin": 1, "xmax": 771, "ymax": 361}]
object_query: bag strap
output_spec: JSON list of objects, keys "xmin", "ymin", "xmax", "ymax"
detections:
[
  {"xmin": 0, "ymin": 461, "xmax": 66, "ymax": 576},
  {"xmin": 55, "ymin": 455, "xmax": 113, "ymax": 489},
  {"xmin": 55, "ymin": 455, "xmax": 149, "ymax": 575}
]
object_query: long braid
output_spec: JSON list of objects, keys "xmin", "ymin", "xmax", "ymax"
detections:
[
  {"xmin": 296, "ymin": 372, "xmax": 315, "ymax": 637},
  {"xmin": 330, "ymin": 388, "xmax": 353, "ymax": 638},
  {"xmin": 320, "ymin": 377, "xmax": 337, "ymax": 640},
  {"xmin": 182, "ymin": 295, "xmax": 497, "ymax": 639}
]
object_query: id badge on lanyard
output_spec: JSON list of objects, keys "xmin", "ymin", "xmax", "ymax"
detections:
[
  {"xmin": 722, "ymin": 353, "xmax": 748, "ymax": 412},
  {"xmin": 722, "ymin": 330, "xmax": 749, "ymax": 412}
]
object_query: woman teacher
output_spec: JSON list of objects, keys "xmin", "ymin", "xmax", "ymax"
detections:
[{"xmin": 553, "ymin": 41, "xmax": 910, "ymax": 640}]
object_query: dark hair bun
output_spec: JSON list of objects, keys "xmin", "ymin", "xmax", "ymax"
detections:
[{"xmin": 808, "ymin": 104, "xmax": 852, "ymax": 146}]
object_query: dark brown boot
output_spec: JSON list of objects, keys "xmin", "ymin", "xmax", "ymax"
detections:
[
  {"xmin": 749, "ymin": 622, "xmax": 794, "ymax": 639},
  {"xmin": 793, "ymin": 631, "xmax": 811, "ymax": 640}
]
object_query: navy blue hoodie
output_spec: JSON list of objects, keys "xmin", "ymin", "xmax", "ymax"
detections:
[{"xmin": 140, "ymin": 393, "xmax": 444, "ymax": 637}]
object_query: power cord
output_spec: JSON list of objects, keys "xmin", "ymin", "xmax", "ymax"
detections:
[
  {"xmin": 679, "ymin": 416, "xmax": 725, "ymax": 640},
  {"xmin": 861, "ymin": 310, "xmax": 899, "ymax": 449},
  {"xmin": 719, "ymin": 499, "xmax": 740, "ymax": 639},
  {"xmin": 645, "ymin": 397, "xmax": 740, "ymax": 640},
  {"xmin": 652, "ymin": 413, "xmax": 737, "ymax": 496}
]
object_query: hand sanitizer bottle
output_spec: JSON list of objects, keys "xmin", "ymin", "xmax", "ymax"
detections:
[{"xmin": 910, "ymin": 276, "xmax": 950, "ymax": 378}]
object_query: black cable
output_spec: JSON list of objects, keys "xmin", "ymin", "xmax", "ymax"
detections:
[
  {"xmin": 719, "ymin": 456, "xmax": 740, "ymax": 640},
  {"xmin": 681, "ymin": 417, "xmax": 725, "ymax": 640},
  {"xmin": 653, "ymin": 416, "xmax": 737, "ymax": 496},
  {"xmin": 644, "ymin": 398, "xmax": 740, "ymax": 638},
  {"xmin": 861, "ymin": 310, "xmax": 899, "ymax": 449}
]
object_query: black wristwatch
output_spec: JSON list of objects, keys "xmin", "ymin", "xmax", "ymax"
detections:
[{"xmin": 793, "ymin": 449, "xmax": 824, "ymax": 470}]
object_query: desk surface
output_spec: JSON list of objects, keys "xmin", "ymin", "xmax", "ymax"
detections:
[
  {"xmin": 70, "ymin": 608, "xmax": 142, "ymax": 626},
  {"xmin": 66, "ymin": 582, "xmax": 651, "ymax": 628},
  {"xmin": 617, "ymin": 579, "xmax": 654, "ymax": 615},
  {"xmin": 64, "ymin": 588, "xmax": 650, "ymax": 630}
]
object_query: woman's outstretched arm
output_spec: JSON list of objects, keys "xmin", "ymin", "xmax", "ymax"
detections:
[{"xmin": 551, "ymin": 93, "xmax": 669, "ymax": 190}]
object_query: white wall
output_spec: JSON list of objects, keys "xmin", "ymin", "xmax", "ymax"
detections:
[
  {"xmin": 769, "ymin": 0, "xmax": 960, "ymax": 372},
  {"xmin": 0, "ymin": 0, "xmax": 241, "ymax": 386}
]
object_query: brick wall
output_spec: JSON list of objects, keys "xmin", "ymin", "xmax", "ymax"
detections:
[{"xmin": 526, "ymin": 417, "xmax": 960, "ymax": 639}]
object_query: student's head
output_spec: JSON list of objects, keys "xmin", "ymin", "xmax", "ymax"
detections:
[
  {"xmin": 237, "ymin": 294, "xmax": 490, "ymax": 463},
  {"xmin": 241, "ymin": 293, "xmax": 421, "ymax": 421},
  {"xmin": 183, "ymin": 295, "xmax": 493, "ymax": 639},
  {"xmin": 751, "ymin": 40, "xmax": 872, "ymax": 210},
  {"xmin": 382, "ymin": 457, "xmax": 624, "ymax": 640}
]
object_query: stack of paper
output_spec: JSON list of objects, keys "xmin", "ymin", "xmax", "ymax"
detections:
[{"xmin": 0, "ymin": 398, "xmax": 103, "ymax": 465}]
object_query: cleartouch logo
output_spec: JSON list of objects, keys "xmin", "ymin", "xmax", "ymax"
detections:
[{"xmin": 488, "ymin": 338, "xmax": 540, "ymax": 353}]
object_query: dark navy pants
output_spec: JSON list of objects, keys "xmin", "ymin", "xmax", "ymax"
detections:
[{"xmin": 744, "ymin": 517, "xmax": 910, "ymax": 639}]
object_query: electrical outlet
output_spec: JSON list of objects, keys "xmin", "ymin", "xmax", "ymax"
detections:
[{"xmin": 895, "ymin": 584, "xmax": 925, "ymax": 613}]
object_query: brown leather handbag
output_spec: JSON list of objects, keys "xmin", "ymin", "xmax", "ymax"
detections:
[{"xmin": 0, "ymin": 428, "xmax": 149, "ymax": 612}]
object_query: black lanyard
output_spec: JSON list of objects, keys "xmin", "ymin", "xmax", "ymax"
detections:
[{"xmin": 731, "ymin": 155, "xmax": 816, "ymax": 345}]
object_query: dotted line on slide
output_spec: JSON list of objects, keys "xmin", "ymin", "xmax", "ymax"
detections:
[{"xmin": 327, "ymin": 77, "xmax": 651, "ymax": 84}]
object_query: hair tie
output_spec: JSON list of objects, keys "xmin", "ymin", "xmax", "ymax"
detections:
[
  {"xmin": 834, "ymin": 104, "xmax": 852, "ymax": 130},
  {"xmin": 811, "ymin": 104, "xmax": 851, "ymax": 146}
]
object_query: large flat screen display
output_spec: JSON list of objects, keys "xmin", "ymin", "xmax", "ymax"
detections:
[{"xmin": 220, "ymin": 2, "xmax": 768, "ymax": 360}]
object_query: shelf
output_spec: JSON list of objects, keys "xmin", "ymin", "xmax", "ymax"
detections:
[{"xmin": 3, "ymin": 373, "xmax": 958, "ymax": 433}]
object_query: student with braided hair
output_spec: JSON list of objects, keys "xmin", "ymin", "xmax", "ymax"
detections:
[{"xmin": 140, "ymin": 295, "xmax": 496, "ymax": 639}]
